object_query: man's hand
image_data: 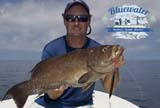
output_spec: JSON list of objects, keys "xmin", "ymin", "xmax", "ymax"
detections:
[{"xmin": 47, "ymin": 85, "xmax": 69, "ymax": 100}]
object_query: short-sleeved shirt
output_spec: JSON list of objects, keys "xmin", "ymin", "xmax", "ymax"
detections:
[{"xmin": 35, "ymin": 35, "xmax": 101, "ymax": 108}]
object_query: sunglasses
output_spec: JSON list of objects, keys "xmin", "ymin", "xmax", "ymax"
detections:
[{"xmin": 64, "ymin": 15, "xmax": 90, "ymax": 22}]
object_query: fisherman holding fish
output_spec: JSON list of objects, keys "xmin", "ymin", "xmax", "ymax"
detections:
[
  {"xmin": 2, "ymin": 0, "xmax": 123, "ymax": 108},
  {"xmin": 36, "ymin": 0, "xmax": 119, "ymax": 108},
  {"xmin": 37, "ymin": 1, "xmax": 101, "ymax": 107}
]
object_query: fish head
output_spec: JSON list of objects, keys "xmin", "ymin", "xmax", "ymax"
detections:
[{"xmin": 88, "ymin": 45, "xmax": 125, "ymax": 73}]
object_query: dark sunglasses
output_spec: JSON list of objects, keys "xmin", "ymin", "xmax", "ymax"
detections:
[{"xmin": 64, "ymin": 15, "xmax": 90, "ymax": 22}]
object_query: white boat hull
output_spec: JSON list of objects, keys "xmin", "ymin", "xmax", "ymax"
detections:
[{"xmin": 0, "ymin": 90, "xmax": 139, "ymax": 108}]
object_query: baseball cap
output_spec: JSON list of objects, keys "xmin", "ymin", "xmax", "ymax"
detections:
[{"xmin": 64, "ymin": 0, "xmax": 90, "ymax": 14}]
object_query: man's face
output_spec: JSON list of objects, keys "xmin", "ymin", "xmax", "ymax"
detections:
[{"xmin": 63, "ymin": 4, "xmax": 91, "ymax": 37}]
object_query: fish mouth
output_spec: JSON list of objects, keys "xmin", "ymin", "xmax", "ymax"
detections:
[
  {"xmin": 112, "ymin": 46, "xmax": 125, "ymax": 67},
  {"xmin": 116, "ymin": 46, "xmax": 124, "ymax": 56},
  {"xmin": 101, "ymin": 45, "xmax": 125, "ymax": 67},
  {"xmin": 117, "ymin": 47, "xmax": 125, "ymax": 67}
]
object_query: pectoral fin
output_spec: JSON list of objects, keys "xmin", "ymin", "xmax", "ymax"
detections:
[
  {"xmin": 82, "ymin": 82, "xmax": 93, "ymax": 92},
  {"xmin": 78, "ymin": 72, "xmax": 93, "ymax": 84},
  {"xmin": 101, "ymin": 68, "xmax": 120, "ymax": 98}
]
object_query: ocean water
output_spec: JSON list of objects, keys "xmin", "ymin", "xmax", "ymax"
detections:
[{"xmin": 0, "ymin": 60, "xmax": 160, "ymax": 108}]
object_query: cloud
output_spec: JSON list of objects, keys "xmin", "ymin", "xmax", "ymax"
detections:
[
  {"xmin": 0, "ymin": 0, "xmax": 159, "ymax": 60},
  {"xmin": 0, "ymin": 0, "xmax": 66, "ymax": 51}
]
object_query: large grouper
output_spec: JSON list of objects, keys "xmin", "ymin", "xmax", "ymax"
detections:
[{"xmin": 2, "ymin": 45, "xmax": 125, "ymax": 108}]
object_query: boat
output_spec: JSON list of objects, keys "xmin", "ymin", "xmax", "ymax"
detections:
[{"xmin": 0, "ymin": 90, "xmax": 139, "ymax": 108}]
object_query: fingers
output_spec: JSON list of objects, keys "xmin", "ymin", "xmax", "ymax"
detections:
[
  {"xmin": 55, "ymin": 84, "xmax": 70, "ymax": 91},
  {"xmin": 47, "ymin": 89, "xmax": 64, "ymax": 100},
  {"xmin": 61, "ymin": 84, "xmax": 70, "ymax": 90},
  {"xmin": 47, "ymin": 84, "xmax": 70, "ymax": 100}
]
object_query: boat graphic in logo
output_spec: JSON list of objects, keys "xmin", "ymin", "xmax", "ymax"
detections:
[{"xmin": 103, "ymin": 5, "xmax": 156, "ymax": 39}]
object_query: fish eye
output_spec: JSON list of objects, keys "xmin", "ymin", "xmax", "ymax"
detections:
[{"xmin": 102, "ymin": 47, "xmax": 108, "ymax": 52}]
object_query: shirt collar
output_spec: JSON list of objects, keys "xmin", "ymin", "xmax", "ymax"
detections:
[{"xmin": 63, "ymin": 36, "xmax": 90, "ymax": 53}]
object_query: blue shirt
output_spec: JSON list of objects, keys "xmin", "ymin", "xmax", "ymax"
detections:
[{"xmin": 35, "ymin": 35, "xmax": 101, "ymax": 108}]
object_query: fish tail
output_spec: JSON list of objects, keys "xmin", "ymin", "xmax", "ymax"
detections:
[{"xmin": 2, "ymin": 80, "xmax": 33, "ymax": 108}]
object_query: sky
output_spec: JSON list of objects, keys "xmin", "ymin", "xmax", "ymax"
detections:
[{"xmin": 0, "ymin": 0, "xmax": 160, "ymax": 60}]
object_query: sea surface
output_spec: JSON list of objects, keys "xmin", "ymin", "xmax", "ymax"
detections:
[{"xmin": 0, "ymin": 60, "xmax": 160, "ymax": 108}]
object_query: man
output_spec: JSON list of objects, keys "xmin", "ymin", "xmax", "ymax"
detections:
[{"xmin": 35, "ymin": 0, "xmax": 119, "ymax": 108}]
